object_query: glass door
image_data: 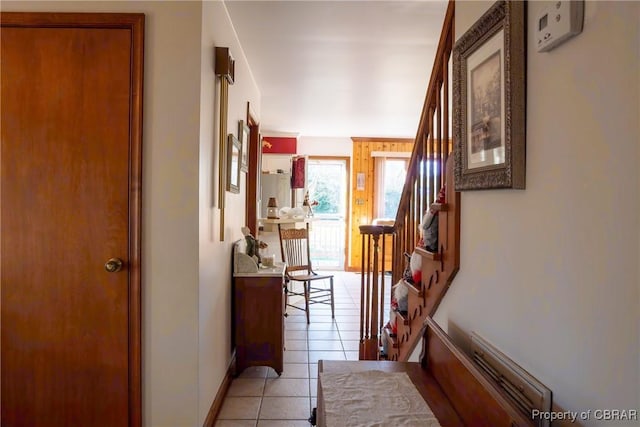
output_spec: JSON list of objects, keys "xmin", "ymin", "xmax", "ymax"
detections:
[{"xmin": 307, "ymin": 157, "xmax": 349, "ymax": 270}]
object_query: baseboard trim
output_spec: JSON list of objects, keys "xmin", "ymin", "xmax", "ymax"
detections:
[{"xmin": 203, "ymin": 353, "xmax": 236, "ymax": 427}]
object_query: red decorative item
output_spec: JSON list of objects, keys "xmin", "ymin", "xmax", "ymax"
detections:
[
  {"xmin": 262, "ymin": 136, "xmax": 297, "ymax": 154},
  {"xmin": 292, "ymin": 157, "xmax": 305, "ymax": 188},
  {"xmin": 412, "ymin": 270, "xmax": 422, "ymax": 285}
]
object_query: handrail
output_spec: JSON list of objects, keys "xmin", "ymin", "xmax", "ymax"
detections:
[
  {"xmin": 359, "ymin": 0, "xmax": 457, "ymax": 361},
  {"xmin": 393, "ymin": 0, "xmax": 455, "ymax": 281}
]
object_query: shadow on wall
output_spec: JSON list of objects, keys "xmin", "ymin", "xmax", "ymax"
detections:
[{"xmin": 446, "ymin": 320, "xmax": 472, "ymax": 355}]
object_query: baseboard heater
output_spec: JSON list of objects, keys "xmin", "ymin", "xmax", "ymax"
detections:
[{"xmin": 471, "ymin": 332, "xmax": 552, "ymax": 427}]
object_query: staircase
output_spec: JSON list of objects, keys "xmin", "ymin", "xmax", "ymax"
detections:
[{"xmin": 359, "ymin": 1, "xmax": 458, "ymax": 362}]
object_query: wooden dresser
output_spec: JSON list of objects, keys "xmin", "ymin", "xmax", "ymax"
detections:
[{"xmin": 233, "ymin": 263, "xmax": 285, "ymax": 376}]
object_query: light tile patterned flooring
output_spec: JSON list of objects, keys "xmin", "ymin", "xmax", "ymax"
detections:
[{"xmin": 216, "ymin": 271, "xmax": 365, "ymax": 426}]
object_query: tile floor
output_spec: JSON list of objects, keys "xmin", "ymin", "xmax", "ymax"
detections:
[{"xmin": 216, "ymin": 271, "xmax": 367, "ymax": 426}]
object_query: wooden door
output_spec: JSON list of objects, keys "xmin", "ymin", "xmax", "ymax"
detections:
[{"xmin": 1, "ymin": 13, "xmax": 144, "ymax": 426}]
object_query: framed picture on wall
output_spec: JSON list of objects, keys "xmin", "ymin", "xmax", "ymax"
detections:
[
  {"xmin": 453, "ymin": 0, "xmax": 526, "ymax": 190},
  {"xmin": 238, "ymin": 120, "xmax": 249, "ymax": 172},
  {"xmin": 227, "ymin": 134, "xmax": 241, "ymax": 193}
]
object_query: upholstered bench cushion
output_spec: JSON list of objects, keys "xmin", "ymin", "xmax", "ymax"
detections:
[{"xmin": 319, "ymin": 370, "xmax": 441, "ymax": 427}]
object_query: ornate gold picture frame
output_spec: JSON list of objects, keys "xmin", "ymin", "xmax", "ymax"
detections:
[{"xmin": 453, "ymin": 0, "xmax": 526, "ymax": 190}]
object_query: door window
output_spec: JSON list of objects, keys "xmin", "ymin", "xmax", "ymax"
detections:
[
  {"xmin": 307, "ymin": 158, "xmax": 348, "ymax": 270},
  {"xmin": 375, "ymin": 158, "xmax": 408, "ymax": 219}
]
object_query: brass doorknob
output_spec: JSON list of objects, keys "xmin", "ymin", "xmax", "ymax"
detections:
[{"xmin": 105, "ymin": 258, "xmax": 124, "ymax": 273}]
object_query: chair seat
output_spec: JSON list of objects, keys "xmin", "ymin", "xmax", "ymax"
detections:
[{"xmin": 288, "ymin": 274, "xmax": 333, "ymax": 282}]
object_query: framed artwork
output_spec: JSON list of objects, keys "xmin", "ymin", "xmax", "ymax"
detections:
[
  {"xmin": 238, "ymin": 120, "xmax": 249, "ymax": 172},
  {"xmin": 356, "ymin": 172, "xmax": 365, "ymax": 191},
  {"xmin": 453, "ymin": 0, "xmax": 526, "ymax": 190},
  {"xmin": 227, "ymin": 134, "xmax": 241, "ymax": 193}
]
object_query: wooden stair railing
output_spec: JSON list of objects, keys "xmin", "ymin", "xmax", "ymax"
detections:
[
  {"xmin": 358, "ymin": 224, "xmax": 394, "ymax": 360},
  {"xmin": 359, "ymin": 0, "xmax": 459, "ymax": 362}
]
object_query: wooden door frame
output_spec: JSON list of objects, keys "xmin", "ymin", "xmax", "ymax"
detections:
[
  {"xmin": 245, "ymin": 102, "xmax": 261, "ymax": 236},
  {"xmin": 308, "ymin": 156, "xmax": 351, "ymax": 270},
  {"xmin": 0, "ymin": 12, "xmax": 144, "ymax": 426}
]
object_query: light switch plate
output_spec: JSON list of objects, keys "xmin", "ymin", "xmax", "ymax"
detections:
[{"xmin": 536, "ymin": 0, "xmax": 584, "ymax": 52}]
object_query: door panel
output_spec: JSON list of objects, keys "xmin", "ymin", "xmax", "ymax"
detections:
[{"xmin": 1, "ymin": 14, "xmax": 143, "ymax": 427}]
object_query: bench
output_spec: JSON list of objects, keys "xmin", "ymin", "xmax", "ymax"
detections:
[{"xmin": 316, "ymin": 317, "xmax": 535, "ymax": 426}]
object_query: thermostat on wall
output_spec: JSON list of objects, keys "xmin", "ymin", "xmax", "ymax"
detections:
[{"xmin": 536, "ymin": 0, "xmax": 584, "ymax": 52}]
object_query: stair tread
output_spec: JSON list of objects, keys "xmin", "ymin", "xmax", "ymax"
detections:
[
  {"xmin": 391, "ymin": 307, "xmax": 409, "ymax": 325},
  {"xmin": 415, "ymin": 246, "xmax": 441, "ymax": 261},
  {"xmin": 401, "ymin": 278, "xmax": 422, "ymax": 295},
  {"xmin": 382, "ymin": 325, "xmax": 398, "ymax": 348},
  {"xmin": 430, "ymin": 202, "xmax": 448, "ymax": 212}
]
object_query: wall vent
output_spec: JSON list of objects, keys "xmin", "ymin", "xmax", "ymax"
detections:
[{"xmin": 471, "ymin": 332, "xmax": 552, "ymax": 427}]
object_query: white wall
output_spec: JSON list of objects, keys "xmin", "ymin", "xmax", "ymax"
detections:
[
  {"xmin": 262, "ymin": 154, "xmax": 293, "ymax": 173},
  {"xmin": 261, "ymin": 137, "xmax": 352, "ymax": 172},
  {"xmin": 435, "ymin": 1, "xmax": 640, "ymax": 423},
  {"xmin": 1, "ymin": 1, "xmax": 261, "ymax": 426},
  {"xmin": 297, "ymin": 136, "xmax": 353, "ymax": 157},
  {"xmin": 198, "ymin": 1, "xmax": 261, "ymax": 425}
]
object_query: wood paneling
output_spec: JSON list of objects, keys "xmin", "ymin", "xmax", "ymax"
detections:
[{"xmin": 349, "ymin": 138, "xmax": 414, "ymax": 270}]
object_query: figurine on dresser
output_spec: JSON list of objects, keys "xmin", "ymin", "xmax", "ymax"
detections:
[{"xmin": 241, "ymin": 226, "xmax": 268, "ymax": 264}]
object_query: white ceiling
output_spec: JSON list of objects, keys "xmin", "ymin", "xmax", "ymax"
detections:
[{"xmin": 224, "ymin": 0, "xmax": 448, "ymax": 138}]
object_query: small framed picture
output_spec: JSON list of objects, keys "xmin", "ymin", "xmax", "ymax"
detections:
[
  {"xmin": 356, "ymin": 172, "xmax": 365, "ymax": 191},
  {"xmin": 238, "ymin": 120, "xmax": 249, "ymax": 172},
  {"xmin": 227, "ymin": 134, "xmax": 241, "ymax": 193}
]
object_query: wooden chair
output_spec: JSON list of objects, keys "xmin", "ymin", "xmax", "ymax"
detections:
[{"xmin": 278, "ymin": 223, "xmax": 334, "ymax": 324}]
